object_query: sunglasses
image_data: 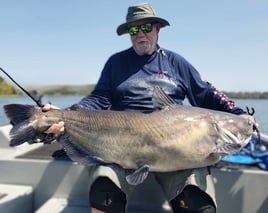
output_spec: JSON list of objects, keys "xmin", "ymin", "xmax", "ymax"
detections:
[{"xmin": 128, "ymin": 22, "xmax": 156, "ymax": 36}]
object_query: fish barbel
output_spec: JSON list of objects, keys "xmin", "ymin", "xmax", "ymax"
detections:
[{"xmin": 3, "ymin": 87, "xmax": 255, "ymax": 185}]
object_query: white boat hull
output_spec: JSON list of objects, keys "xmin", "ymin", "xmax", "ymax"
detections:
[{"xmin": 0, "ymin": 124, "xmax": 267, "ymax": 213}]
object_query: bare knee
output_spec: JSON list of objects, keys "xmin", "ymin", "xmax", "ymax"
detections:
[{"xmin": 91, "ymin": 207, "xmax": 106, "ymax": 213}]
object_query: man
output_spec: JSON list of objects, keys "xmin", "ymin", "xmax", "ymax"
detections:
[{"xmin": 45, "ymin": 3, "xmax": 255, "ymax": 213}]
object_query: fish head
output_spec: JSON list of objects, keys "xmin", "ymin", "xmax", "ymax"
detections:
[{"xmin": 212, "ymin": 113, "xmax": 254, "ymax": 154}]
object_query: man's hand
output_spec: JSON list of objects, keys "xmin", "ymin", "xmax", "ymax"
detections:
[
  {"xmin": 239, "ymin": 113, "xmax": 256, "ymax": 124},
  {"xmin": 43, "ymin": 104, "xmax": 65, "ymax": 135}
]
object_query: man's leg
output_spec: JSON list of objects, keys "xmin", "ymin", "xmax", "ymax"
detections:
[
  {"xmin": 155, "ymin": 168, "xmax": 216, "ymax": 213},
  {"xmin": 170, "ymin": 185, "xmax": 216, "ymax": 213},
  {"xmin": 91, "ymin": 208, "xmax": 106, "ymax": 213},
  {"xmin": 89, "ymin": 177, "xmax": 127, "ymax": 213}
]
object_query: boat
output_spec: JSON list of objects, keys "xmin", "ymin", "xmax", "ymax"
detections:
[{"xmin": 0, "ymin": 124, "xmax": 268, "ymax": 213}]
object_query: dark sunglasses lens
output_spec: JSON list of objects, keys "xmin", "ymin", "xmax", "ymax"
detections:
[
  {"xmin": 128, "ymin": 26, "xmax": 139, "ymax": 36},
  {"xmin": 128, "ymin": 23, "xmax": 154, "ymax": 36},
  {"xmin": 141, "ymin": 23, "xmax": 153, "ymax": 33}
]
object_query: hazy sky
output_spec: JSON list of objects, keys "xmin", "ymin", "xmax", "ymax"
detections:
[{"xmin": 0, "ymin": 0, "xmax": 267, "ymax": 91}]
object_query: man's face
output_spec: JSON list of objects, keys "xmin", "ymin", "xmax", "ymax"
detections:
[{"xmin": 128, "ymin": 20, "xmax": 160, "ymax": 56}]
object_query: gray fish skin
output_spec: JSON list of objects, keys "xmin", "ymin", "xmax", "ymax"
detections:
[{"xmin": 3, "ymin": 89, "xmax": 254, "ymax": 185}]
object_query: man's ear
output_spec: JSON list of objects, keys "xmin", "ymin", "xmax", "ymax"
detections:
[{"xmin": 155, "ymin": 23, "xmax": 161, "ymax": 33}]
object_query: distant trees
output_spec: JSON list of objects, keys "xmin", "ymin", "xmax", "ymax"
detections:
[
  {"xmin": 0, "ymin": 78, "xmax": 268, "ymax": 98},
  {"xmin": 0, "ymin": 77, "xmax": 17, "ymax": 95},
  {"xmin": 224, "ymin": 91, "xmax": 268, "ymax": 99},
  {"xmin": 30, "ymin": 85, "xmax": 95, "ymax": 96}
]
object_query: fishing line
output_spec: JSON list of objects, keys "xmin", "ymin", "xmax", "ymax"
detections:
[
  {"xmin": 0, "ymin": 67, "xmax": 56, "ymax": 144},
  {"xmin": 0, "ymin": 67, "xmax": 43, "ymax": 107}
]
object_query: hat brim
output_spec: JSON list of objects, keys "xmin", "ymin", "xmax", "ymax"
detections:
[{"xmin": 116, "ymin": 17, "xmax": 170, "ymax": 36}]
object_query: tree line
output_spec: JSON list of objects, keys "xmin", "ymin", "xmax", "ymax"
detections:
[
  {"xmin": 223, "ymin": 91, "xmax": 268, "ymax": 99},
  {"xmin": 1, "ymin": 77, "xmax": 268, "ymax": 99},
  {"xmin": 0, "ymin": 77, "xmax": 17, "ymax": 95}
]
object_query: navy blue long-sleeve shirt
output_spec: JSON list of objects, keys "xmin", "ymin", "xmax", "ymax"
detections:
[{"xmin": 78, "ymin": 47, "xmax": 245, "ymax": 115}]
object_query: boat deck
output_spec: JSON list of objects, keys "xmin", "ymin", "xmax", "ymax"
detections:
[{"xmin": 1, "ymin": 125, "xmax": 268, "ymax": 213}]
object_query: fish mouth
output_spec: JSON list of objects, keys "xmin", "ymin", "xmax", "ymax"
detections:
[{"xmin": 217, "ymin": 128, "xmax": 252, "ymax": 154}]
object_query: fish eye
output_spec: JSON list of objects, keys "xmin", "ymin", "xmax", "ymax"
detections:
[{"xmin": 247, "ymin": 118, "xmax": 253, "ymax": 126}]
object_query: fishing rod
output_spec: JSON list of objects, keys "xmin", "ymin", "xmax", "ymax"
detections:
[
  {"xmin": 1, "ymin": 67, "xmax": 55, "ymax": 144},
  {"xmin": 0, "ymin": 67, "xmax": 43, "ymax": 107}
]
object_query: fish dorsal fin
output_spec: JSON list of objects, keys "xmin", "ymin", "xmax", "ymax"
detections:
[
  {"xmin": 152, "ymin": 86, "xmax": 177, "ymax": 110},
  {"xmin": 126, "ymin": 165, "xmax": 150, "ymax": 185}
]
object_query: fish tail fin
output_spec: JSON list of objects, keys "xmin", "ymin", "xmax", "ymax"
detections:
[
  {"xmin": 4, "ymin": 104, "xmax": 34, "ymax": 125},
  {"xmin": 4, "ymin": 104, "xmax": 41, "ymax": 147}
]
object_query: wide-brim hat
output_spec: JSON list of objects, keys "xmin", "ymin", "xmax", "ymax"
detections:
[{"xmin": 117, "ymin": 3, "xmax": 170, "ymax": 36}]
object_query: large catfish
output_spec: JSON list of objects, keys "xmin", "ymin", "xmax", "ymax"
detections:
[{"xmin": 3, "ymin": 87, "xmax": 255, "ymax": 185}]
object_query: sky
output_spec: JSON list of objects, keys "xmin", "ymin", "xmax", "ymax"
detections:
[{"xmin": 0, "ymin": 0, "xmax": 267, "ymax": 92}]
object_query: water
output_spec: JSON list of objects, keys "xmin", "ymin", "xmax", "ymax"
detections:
[
  {"xmin": 0, "ymin": 95, "xmax": 84, "ymax": 125},
  {"xmin": 1, "ymin": 96, "xmax": 268, "ymax": 134}
]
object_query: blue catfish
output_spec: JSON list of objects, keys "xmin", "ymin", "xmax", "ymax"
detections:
[{"xmin": 3, "ymin": 87, "xmax": 255, "ymax": 185}]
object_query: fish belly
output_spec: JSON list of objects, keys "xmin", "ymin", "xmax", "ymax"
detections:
[{"xmin": 62, "ymin": 109, "xmax": 221, "ymax": 171}]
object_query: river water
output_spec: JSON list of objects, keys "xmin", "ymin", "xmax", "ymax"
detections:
[{"xmin": 0, "ymin": 96, "xmax": 267, "ymax": 134}]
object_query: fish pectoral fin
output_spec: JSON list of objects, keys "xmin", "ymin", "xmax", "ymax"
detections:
[
  {"xmin": 58, "ymin": 133, "xmax": 106, "ymax": 166},
  {"xmin": 126, "ymin": 165, "xmax": 150, "ymax": 186}
]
